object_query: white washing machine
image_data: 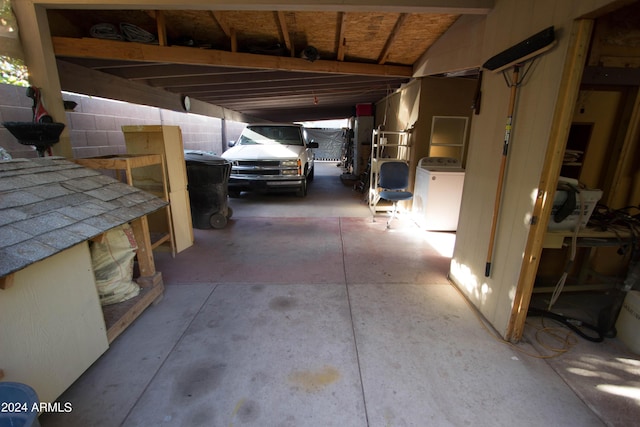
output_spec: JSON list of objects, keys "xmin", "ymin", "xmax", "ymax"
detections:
[{"xmin": 412, "ymin": 157, "xmax": 465, "ymax": 231}]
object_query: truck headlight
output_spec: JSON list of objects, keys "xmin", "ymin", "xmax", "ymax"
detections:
[{"xmin": 281, "ymin": 160, "xmax": 298, "ymax": 167}]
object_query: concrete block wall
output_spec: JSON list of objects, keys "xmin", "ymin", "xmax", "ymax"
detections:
[{"xmin": 0, "ymin": 84, "xmax": 246, "ymax": 159}]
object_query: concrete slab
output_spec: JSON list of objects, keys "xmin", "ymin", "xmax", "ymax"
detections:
[
  {"xmin": 526, "ymin": 293, "xmax": 640, "ymax": 426},
  {"xmin": 341, "ymin": 218, "xmax": 452, "ymax": 285},
  {"xmin": 154, "ymin": 218, "xmax": 347, "ymax": 285},
  {"xmin": 349, "ymin": 283, "xmax": 605, "ymax": 427},
  {"xmin": 35, "ymin": 163, "xmax": 629, "ymax": 427},
  {"xmin": 121, "ymin": 283, "xmax": 367, "ymax": 427},
  {"xmin": 40, "ymin": 284, "xmax": 215, "ymax": 427}
]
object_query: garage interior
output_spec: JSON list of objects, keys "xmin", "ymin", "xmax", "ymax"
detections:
[{"xmin": 1, "ymin": 0, "xmax": 640, "ymax": 426}]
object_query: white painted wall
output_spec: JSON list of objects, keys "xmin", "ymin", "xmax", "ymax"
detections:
[
  {"xmin": 421, "ymin": 0, "xmax": 616, "ymax": 337},
  {"xmin": 0, "ymin": 243, "xmax": 108, "ymax": 403}
]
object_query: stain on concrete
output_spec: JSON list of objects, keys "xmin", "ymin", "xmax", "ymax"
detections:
[
  {"xmin": 206, "ymin": 315, "xmax": 225, "ymax": 329},
  {"xmin": 189, "ymin": 404, "xmax": 216, "ymax": 426},
  {"xmin": 269, "ymin": 296, "xmax": 297, "ymax": 311},
  {"xmin": 251, "ymin": 284, "xmax": 264, "ymax": 292},
  {"xmin": 237, "ymin": 399, "xmax": 260, "ymax": 423},
  {"xmin": 288, "ymin": 366, "xmax": 340, "ymax": 393},
  {"xmin": 251, "ymin": 371, "xmax": 268, "ymax": 385},
  {"xmin": 173, "ymin": 360, "xmax": 226, "ymax": 400}
]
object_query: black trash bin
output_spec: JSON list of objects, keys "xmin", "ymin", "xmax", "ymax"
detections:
[{"xmin": 184, "ymin": 151, "xmax": 232, "ymax": 229}]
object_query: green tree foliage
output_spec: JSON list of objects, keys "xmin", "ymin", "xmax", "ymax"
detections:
[
  {"xmin": 1, "ymin": 0, "xmax": 29, "ymax": 86},
  {"xmin": 1, "ymin": 55, "xmax": 29, "ymax": 86}
]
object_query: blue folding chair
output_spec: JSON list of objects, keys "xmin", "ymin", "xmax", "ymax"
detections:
[{"xmin": 378, "ymin": 161, "xmax": 413, "ymax": 228}]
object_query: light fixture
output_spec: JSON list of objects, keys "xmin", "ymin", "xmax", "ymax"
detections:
[{"xmin": 181, "ymin": 95, "xmax": 191, "ymax": 112}]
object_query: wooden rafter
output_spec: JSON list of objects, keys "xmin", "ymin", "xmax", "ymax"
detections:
[
  {"xmin": 336, "ymin": 12, "xmax": 347, "ymax": 61},
  {"xmin": 52, "ymin": 36, "xmax": 413, "ymax": 77},
  {"xmin": 277, "ymin": 11, "xmax": 294, "ymax": 57},
  {"xmin": 155, "ymin": 10, "xmax": 167, "ymax": 46},
  {"xmin": 143, "ymin": 10, "xmax": 167, "ymax": 46},
  {"xmin": 211, "ymin": 11, "xmax": 237, "ymax": 52},
  {"xmin": 378, "ymin": 13, "xmax": 409, "ymax": 65},
  {"xmin": 211, "ymin": 11, "xmax": 230, "ymax": 37}
]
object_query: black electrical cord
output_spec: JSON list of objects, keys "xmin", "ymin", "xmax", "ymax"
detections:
[{"xmin": 528, "ymin": 306, "xmax": 605, "ymax": 343}]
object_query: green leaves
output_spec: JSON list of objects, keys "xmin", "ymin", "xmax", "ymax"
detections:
[{"xmin": 0, "ymin": 55, "xmax": 29, "ymax": 86}]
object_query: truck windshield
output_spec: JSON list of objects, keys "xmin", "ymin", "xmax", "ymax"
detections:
[{"xmin": 239, "ymin": 126, "xmax": 303, "ymax": 146}]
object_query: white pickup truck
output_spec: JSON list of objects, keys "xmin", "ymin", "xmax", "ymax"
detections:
[{"xmin": 221, "ymin": 123, "xmax": 319, "ymax": 197}]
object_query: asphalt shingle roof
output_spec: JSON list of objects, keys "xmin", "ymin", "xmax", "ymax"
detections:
[{"xmin": 0, "ymin": 157, "xmax": 168, "ymax": 278}]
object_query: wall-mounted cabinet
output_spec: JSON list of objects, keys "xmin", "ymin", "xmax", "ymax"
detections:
[{"xmin": 429, "ymin": 116, "xmax": 468, "ymax": 165}]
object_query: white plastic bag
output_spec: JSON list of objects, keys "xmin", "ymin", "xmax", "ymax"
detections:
[{"xmin": 91, "ymin": 224, "xmax": 140, "ymax": 306}]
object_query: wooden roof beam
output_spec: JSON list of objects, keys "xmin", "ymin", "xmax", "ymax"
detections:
[
  {"xmin": 31, "ymin": 0, "xmax": 493, "ymax": 15},
  {"xmin": 174, "ymin": 77, "xmax": 406, "ymax": 95},
  {"xmin": 378, "ymin": 13, "xmax": 408, "ymax": 64},
  {"xmin": 155, "ymin": 10, "xmax": 167, "ymax": 46},
  {"xmin": 151, "ymin": 73, "xmax": 406, "ymax": 89},
  {"xmin": 141, "ymin": 10, "xmax": 166, "ymax": 46},
  {"xmin": 336, "ymin": 12, "xmax": 347, "ymax": 61},
  {"xmin": 52, "ymin": 36, "xmax": 413, "ymax": 77},
  {"xmin": 211, "ymin": 11, "xmax": 237, "ymax": 52},
  {"xmin": 277, "ymin": 11, "xmax": 294, "ymax": 57}
]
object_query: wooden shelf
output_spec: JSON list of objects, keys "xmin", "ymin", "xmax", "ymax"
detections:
[
  {"xmin": 102, "ymin": 276, "xmax": 164, "ymax": 343},
  {"xmin": 543, "ymin": 226, "xmax": 632, "ymax": 249},
  {"xmin": 74, "ymin": 156, "xmax": 171, "ymax": 344},
  {"xmin": 150, "ymin": 231, "xmax": 171, "ymax": 250},
  {"xmin": 75, "ymin": 154, "xmax": 176, "ymax": 257},
  {"xmin": 101, "ymin": 215, "xmax": 165, "ymax": 343},
  {"xmin": 75, "ymin": 154, "xmax": 163, "ymax": 178},
  {"xmin": 122, "ymin": 125, "xmax": 193, "ymax": 254}
]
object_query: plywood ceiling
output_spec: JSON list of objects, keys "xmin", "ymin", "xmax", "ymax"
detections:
[{"xmin": 46, "ymin": 8, "xmax": 465, "ymax": 122}]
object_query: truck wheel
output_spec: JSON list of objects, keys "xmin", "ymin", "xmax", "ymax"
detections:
[
  {"xmin": 307, "ymin": 165, "xmax": 315, "ymax": 181},
  {"xmin": 296, "ymin": 178, "xmax": 308, "ymax": 197}
]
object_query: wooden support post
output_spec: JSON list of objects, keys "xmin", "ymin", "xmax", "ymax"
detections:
[
  {"xmin": 11, "ymin": 0, "xmax": 72, "ymax": 158},
  {"xmin": 505, "ymin": 20, "xmax": 594, "ymax": 342},
  {"xmin": 130, "ymin": 215, "xmax": 156, "ymax": 280}
]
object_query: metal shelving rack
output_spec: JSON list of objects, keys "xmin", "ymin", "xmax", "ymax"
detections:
[{"xmin": 368, "ymin": 127, "xmax": 412, "ymax": 218}]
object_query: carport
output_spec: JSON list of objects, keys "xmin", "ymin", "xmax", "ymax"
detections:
[
  {"xmin": 2, "ymin": 0, "xmax": 640, "ymax": 425},
  {"xmin": 40, "ymin": 162, "xmax": 611, "ymax": 426}
]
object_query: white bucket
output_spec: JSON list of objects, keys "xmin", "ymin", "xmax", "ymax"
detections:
[{"xmin": 616, "ymin": 290, "xmax": 640, "ymax": 354}]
